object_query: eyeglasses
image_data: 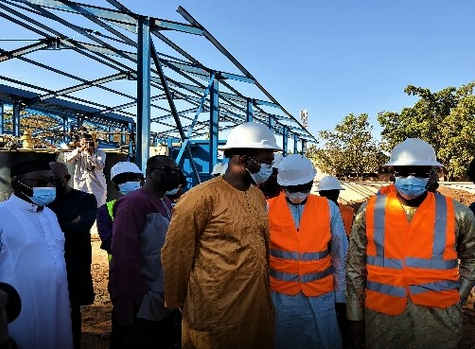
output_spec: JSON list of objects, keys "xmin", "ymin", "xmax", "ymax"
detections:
[
  {"xmin": 22, "ymin": 177, "xmax": 58, "ymax": 186},
  {"xmin": 284, "ymin": 184, "xmax": 312, "ymax": 193},
  {"xmin": 150, "ymin": 166, "xmax": 180, "ymax": 174},
  {"xmin": 248, "ymin": 157, "xmax": 273, "ymax": 166},
  {"xmin": 394, "ymin": 170, "xmax": 431, "ymax": 178}
]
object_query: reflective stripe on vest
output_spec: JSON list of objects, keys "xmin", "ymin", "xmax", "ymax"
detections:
[
  {"xmin": 268, "ymin": 192, "xmax": 334, "ymax": 296},
  {"xmin": 365, "ymin": 192, "xmax": 459, "ymax": 315}
]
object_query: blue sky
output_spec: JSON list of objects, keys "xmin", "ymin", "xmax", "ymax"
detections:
[
  {"xmin": 116, "ymin": 0, "xmax": 475, "ymax": 141},
  {"xmin": 1, "ymin": 0, "xmax": 474, "ymax": 145}
]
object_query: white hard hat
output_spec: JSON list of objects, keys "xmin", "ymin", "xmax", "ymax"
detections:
[
  {"xmin": 110, "ymin": 161, "xmax": 143, "ymax": 181},
  {"xmin": 277, "ymin": 154, "xmax": 316, "ymax": 186},
  {"xmin": 212, "ymin": 162, "xmax": 225, "ymax": 175},
  {"xmin": 316, "ymin": 175, "xmax": 345, "ymax": 191},
  {"xmin": 272, "ymin": 153, "xmax": 284, "ymax": 169},
  {"xmin": 384, "ymin": 138, "xmax": 443, "ymax": 167},
  {"xmin": 218, "ymin": 122, "xmax": 282, "ymax": 151}
]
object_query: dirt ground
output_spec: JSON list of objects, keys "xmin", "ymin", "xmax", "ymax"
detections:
[{"xmin": 80, "ymin": 185, "xmax": 475, "ymax": 349}]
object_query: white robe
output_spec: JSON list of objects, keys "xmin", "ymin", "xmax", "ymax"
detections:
[
  {"xmin": 64, "ymin": 147, "xmax": 107, "ymax": 207},
  {"xmin": 0, "ymin": 195, "xmax": 73, "ymax": 349}
]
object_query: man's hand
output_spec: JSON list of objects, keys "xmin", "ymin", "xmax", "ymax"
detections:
[{"xmin": 347, "ymin": 320, "xmax": 365, "ymax": 349}]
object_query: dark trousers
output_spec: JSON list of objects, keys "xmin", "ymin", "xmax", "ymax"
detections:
[
  {"xmin": 110, "ymin": 308, "xmax": 181, "ymax": 349},
  {"xmin": 71, "ymin": 302, "xmax": 82, "ymax": 349}
]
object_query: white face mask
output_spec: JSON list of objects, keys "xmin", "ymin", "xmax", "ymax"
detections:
[
  {"xmin": 285, "ymin": 191, "xmax": 310, "ymax": 204},
  {"xmin": 165, "ymin": 187, "xmax": 179, "ymax": 196},
  {"xmin": 247, "ymin": 163, "xmax": 273, "ymax": 185}
]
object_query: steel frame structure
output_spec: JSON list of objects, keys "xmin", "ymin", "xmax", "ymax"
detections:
[{"xmin": 0, "ymin": 0, "xmax": 317, "ymax": 180}]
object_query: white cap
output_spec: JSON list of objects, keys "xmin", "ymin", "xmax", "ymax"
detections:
[
  {"xmin": 316, "ymin": 175, "xmax": 345, "ymax": 191},
  {"xmin": 218, "ymin": 122, "xmax": 282, "ymax": 151},
  {"xmin": 110, "ymin": 161, "xmax": 143, "ymax": 181},
  {"xmin": 384, "ymin": 138, "xmax": 443, "ymax": 167},
  {"xmin": 277, "ymin": 154, "xmax": 316, "ymax": 186}
]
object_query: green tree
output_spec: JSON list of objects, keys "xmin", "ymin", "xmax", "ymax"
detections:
[
  {"xmin": 308, "ymin": 113, "xmax": 383, "ymax": 178},
  {"xmin": 378, "ymin": 82, "xmax": 475, "ymax": 180}
]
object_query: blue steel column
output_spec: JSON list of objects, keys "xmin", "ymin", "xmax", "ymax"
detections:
[
  {"xmin": 121, "ymin": 126, "xmax": 126, "ymax": 144},
  {"xmin": 63, "ymin": 117, "xmax": 68, "ymax": 143},
  {"xmin": 282, "ymin": 125, "xmax": 288, "ymax": 155},
  {"xmin": 268, "ymin": 114, "xmax": 274, "ymax": 129},
  {"xmin": 246, "ymin": 98, "xmax": 253, "ymax": 122},
  {"xmin": 128, "ymin": 122, "xmax": 135, "ymax": 162},
  {"xmin": 12, "ymin": 102, "xmax": 20, "ymax": 136},
  {"xmin": 293, "ymin": 133, "xmax": 298, "ymax": 154},
  {"xmin": 301, "ymin": 140, "xmax": 307, "ymax": 154},
  {"xmin": 0, "ymin": 103, "xmax": 3, "ymax": 133},
  {"xmin": 136, "ymin": 16, "xmax": 151, "ymax": 171},
  {"xmin": 209, "ymin": 79, "xmax": 219, "ymax": 174}
]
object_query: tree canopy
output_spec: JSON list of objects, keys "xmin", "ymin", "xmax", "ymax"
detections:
[{"xmin": 308, "ymin": 81, "xmax": 475, "ymax": 180}]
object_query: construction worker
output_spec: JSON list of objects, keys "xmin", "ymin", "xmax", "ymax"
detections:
[
  {"xmin": 162, "ymin": 122, "xmax": 280, "ymax": 349},
  {"xmin": 95, "ymin": 161, "xmax": 144, "ymax": 349},
  {"xmin": 316, "ymin": 175, "xmax": 355, "ymax": 236},
  {"xmin": 347, "ymin": 138, "xmax": 475, "ymax": 349},
  {"xmin": 268, "ymin": 154, "xmax": 348, "ymax": 349}
]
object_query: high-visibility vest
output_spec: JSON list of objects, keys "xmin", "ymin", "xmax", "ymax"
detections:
[
  {"xmin": 365, "ymin": 192, "xmax": 459, "ymax": 315},
  {"xmin": 106, "ymin": 199, "xmax": 116, "ymax": 221},
  {"xmin": 377, "ymin": 183, "xmax": 396, "ymax": 195},
  {"xmin": 268, "ymin": 192, "xmax": 334, "ymax": 296},
  {"xmin": 105, "ymin": 199, "xmax": 116, "ymax": 263},
  {"xmin": 338, "ymin": 203, "xmax": 354, "ymax": 236}
]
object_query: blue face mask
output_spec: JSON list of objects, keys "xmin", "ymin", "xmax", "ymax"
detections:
[
  {"xmin": 165, "ymin": 187, "xmax": 179, "ymax": 196},
  {"xmin": 28, "ymin": 187, "xmax": 56, "ymax": 206},
  {"xmin": 118, "ymin": 181, "xmax": 141, "ymax": 195},
  {"xmin": 248, "ymin": 163, "xmax": 273, "ymax": 185},
  {"xmin": 394, "ymin": 176, "xmax": 429, "ymax": 200}
]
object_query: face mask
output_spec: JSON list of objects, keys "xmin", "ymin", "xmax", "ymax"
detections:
[
  {"xmin": 248, "ymin": 163, "xmax": 273, "ymax": 185},
  {"xmin": 118, "ymin": 181, "xmax": 142, "ymax": 195},
  {"xmin": 285, "ymin": 191, "xmax": 310, "ymax": 204},
  {"xmin": 394, "ymin": 176, "xmax": 429, "ymax": 200},
  {"xmin": 28, "ymin": 187, "xmax": 56, "ymax": 206},
  {"xmin": 165, "ymin": 188, "xmax": 179, "ymax": 196}
]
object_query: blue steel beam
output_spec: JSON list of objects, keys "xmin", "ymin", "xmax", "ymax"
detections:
[
  {"xmin": 175, "ymin": 73, "xmax": 215, "ymax": 165},
  {"xmin": 209, "ymin": 78, "xmax": 219, "ymax": 174},
  {"xmin": 136, "ymin": 16, "xmax": 151, "ymax": 172},
  {"xmin": 282, "ymin": 125, "xmax": 288, "ymax": 155},
  {"xmin": 246, "ymin": 99, "xmax": 253, "ymax": 122},
  {"xmin": 12, "ymin": 102, "xmax": 20, "ymax": 137},
  {"xmin": 0, "ymin": 103, "xmax": 4, "ymax": 134},
  {"xmin": 293, "ymin": 133, "xmax": 298, "ymax": 154}
]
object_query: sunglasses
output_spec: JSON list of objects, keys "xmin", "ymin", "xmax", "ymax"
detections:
[
  {"xmin": 248, "ymin": 157, "xmax": 273, "ymax": 166},
  {"xmin": 21, "ymin": 177, "xmax": 58, "ymax": 186},
  {"xmin": 394, "ymin": 170, "xmax": 431, "ymax": 178},
  {"xmin": 150, "ymin": 166, "xmax": 180, "ymax": 174}
]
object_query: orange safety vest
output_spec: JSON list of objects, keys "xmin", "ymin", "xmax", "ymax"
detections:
[
  {"xmin": 377, "ymin": 183, "xmax": 396, "ymax": 195},
  {"xmin": 268, "ymin": 192, "xmax": 334, "ymax": 296},
  {"xmin": 365, "ymin": 192, "xmax": 459, "ymax": 315},
  {"xmin": 338, "ymin": 203, "xmax": 354, "ymax": 236}
]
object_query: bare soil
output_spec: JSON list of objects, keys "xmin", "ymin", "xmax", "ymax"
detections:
[{"xmin": 80, "ymin": 185, "xmax": 475, "ymax": 349}]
